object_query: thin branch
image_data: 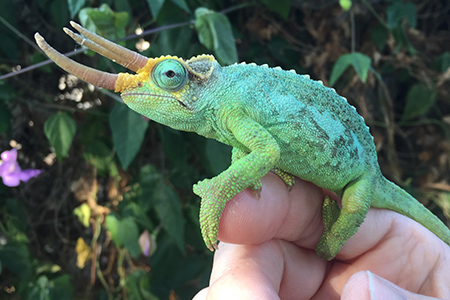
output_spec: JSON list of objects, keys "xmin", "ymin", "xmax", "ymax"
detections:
[
  {"xmin": 0, "ymin": 49, "xmax": 81, "ymax": 80},
  {"xmin": 0, "ymin": 21, "xmax": 192, "ymax": 81},
  {"xmin": 361, "ymin": 0, "xmax": 388, "ymax": 29},
  {"xmin": 116, "ymin": 21, "xmax": 192, "ymax": 42},
  {"xmin": 0, "ymin": 15, "xmax": 42, "ymax": 53},
  {"xmin": 350, "ymin": 9, "xmax": 356, "ymax": 52}
]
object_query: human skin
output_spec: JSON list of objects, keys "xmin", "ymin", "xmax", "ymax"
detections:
[{"xmin": 193, "ymin": 173, "xmax": 450, "ymax": 300}]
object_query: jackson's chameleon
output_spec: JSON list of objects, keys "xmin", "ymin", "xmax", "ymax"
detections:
[{"xmin": 35, "ymin": 22, "xmax": 450, "ymax": 260}]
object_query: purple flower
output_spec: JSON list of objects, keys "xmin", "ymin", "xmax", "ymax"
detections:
[
  {"xmin": 139, "ymin": 230, "xmax": 151, "ymax": 256},
  {"xmin": 0, "ymin": 149, "xmax": 43, "ymax": 187},
  {"xmin": 139, "ymin": 230, "xmax": 156, "ymax": 256}
]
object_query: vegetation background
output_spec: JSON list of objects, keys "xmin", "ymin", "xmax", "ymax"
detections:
[{"xmin": 0, "ymin": 0, "xmax": 449, "ymax": 299}]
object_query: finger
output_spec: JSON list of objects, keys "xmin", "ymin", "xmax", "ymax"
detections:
[
  {"xmin": 192, "ymin": 287, "xmax": 208, "ymax": 300},
  {"xmin": 205, "ymin": 241, "xmax": 326, "ymax": 299},
  {"xmin": 337, "ymin": 208, "xmax": 450, "ymax": 262},
  {"xmin": 218, "ymin": 173, "xmax": 325, "ymax": 249},
  {"xmin": 341, "ymin": 271, "xmax": 447, "ymax": 300},
  {"xmin": 315, "ymin": 210, "xmax": 450, "ymax": 297}
]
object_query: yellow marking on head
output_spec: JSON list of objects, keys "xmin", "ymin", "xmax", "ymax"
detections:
[{"xmin": 114, "ymin": 55, "xmax": 188, "ymax": 93}]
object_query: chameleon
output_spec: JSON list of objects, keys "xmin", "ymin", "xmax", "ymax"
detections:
[{"xmin": 35, "ymin": 21, "xmax": 450, "ymax": 260}]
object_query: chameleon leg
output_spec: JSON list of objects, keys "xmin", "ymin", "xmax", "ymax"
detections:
[
  {"xmin": 321, "ymin": 196, "xmax": 341, "ymax": 234},
  {"xmin": 271, "ymin": 167, "xmax": 295, "ymax": 188},
  {"xmin": 231, "ymin": 147, "xmax": 247, "ymax": 163},
  {"xmin": 193, "ymin": 115, "xmax": 280, "ymax": 251},
  {"xmin": 316, "ymin": 179, "xmax": 371, "ymax": 260},
  {"xmin": 231, "ymin": 148, "xmax": 262, "ymax": 191}
]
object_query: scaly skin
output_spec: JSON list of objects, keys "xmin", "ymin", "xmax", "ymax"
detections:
[
  {"xmin": 120, "ymin": 57, "xmax": 450, "ymax": 260},
  {"xmin": 35, "ymin": 24, "xmax": 450, "ymax": 260}
]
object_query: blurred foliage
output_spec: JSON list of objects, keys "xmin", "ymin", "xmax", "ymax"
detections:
[{"xmin": 0, "ymin": 0, "xmax": 449, "ymax": 299}]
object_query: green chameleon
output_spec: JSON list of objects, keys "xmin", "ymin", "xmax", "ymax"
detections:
[{"xmin": 35, "ymin": 22, "xmax": 450, "ymax": 260}]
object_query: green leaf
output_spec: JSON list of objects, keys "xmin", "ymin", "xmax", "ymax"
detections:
[
  {"xmin": 146, "ymin": 0, "xmax": 165, "ymax": 18},
  {"xmin": 25, "ymin": 275, "xmax": 73, "ymax": 300},
  {"xmin": 159, "ymin": 127, "xmax": 188, "ymax": 168},
  {"xmin": 49, "ymin": 0, "xmax": 69, "ymax": 29},
  {"xmin": 79, "ymin": 4, "xmax": 129, "ymax": 40},
  {"xmin": 106, "ymin": 213, "xmax": 122, "ymax": 247},
  {"xmin": 44, "ymin": 112, "xmax": 76, "ymax": 161},
  {"xmin": 154, "ymin": 188, "xmax": 184, "ymax": 253},
  {"xmin": 434, "ymin": 52, "xmax": 450, "ymax": 72},
  {"xmin": 49, "ymin": 275, "xmax": 74, "ymax": 300},
  {"xmin": 140, "ymin": 165, "xmax": 185, "ymax": 252},
  {"xmin": 67, "ymin": 0, "xmax": 85, "ymax": 18},
  {"xmin": 126, "ymin": 270, "xmax": 159, "ymax": 300},
  {"xmin": 391, "ymin": 26, "xmax": 417, "ymax": 55},
  {"xmin": 119, "ymin": 217, "xmax": 141, "ymax": 258},
  {"xmin": 122, "ymin": 202, "xmax": 154, "ymax": 230},
  {"xmin": 148, "ymin": 24, "xmax": 193, "ymax": 57},
  {"xmin": 0, "ymin": 241, "xmax": 32, "ymax": 280},
  {"xmin": 386, "ymin": 2, "xmax": 416, "ymax": 29},
  {"xmin": 114, "ymin": 0, "xmax": 132, "ymax": 17},
  {"xmin": 370, "ymin": 24, "xmax": 388, "ymax": 51},
  {"xmin": 402, "ymin": 83, "xmax": 437, "ymax": 121},
  {"xmin": 73, "ymin": 203, "xmax": 91, "ymax": 227},
  {"xmin": 261, "ymin": 0, "xmax": 291, "ymax": 19},
  {"xmin": 27, "ymin": 275, "xmax": 51, "ymax": 300},
  {"xmin": 6, "ymin": 198, "xmax": 28, "ymax": 232},
  {"xmin": 105, "ymin": 213, "xmax": 141, "ymax": 257},
  {"xmin": 83, "ymin": 140, "xmax": 118, "ymax": 177},
  {"xmin": 109, "ymin": 103, "xmax": 149, "ymax": 169},
  {"xmin": 195, "ymin": 7, "xmax": 238, "ymax": 65},
  {"xmin": 329, "ymin": 52, "xmax": 372, "ymax": 86},
  {"xmin": 170, "ymin": 0, "xmax": 189, "ymax": 12}
]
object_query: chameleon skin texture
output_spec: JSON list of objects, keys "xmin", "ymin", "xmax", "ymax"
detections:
[{"xmin": 119, "ymin": 56, "xmax": 450, "ymax": 260}]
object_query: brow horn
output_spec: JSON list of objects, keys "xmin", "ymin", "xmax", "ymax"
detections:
[
  {"xmin": 34, "ymin": 22, "xmax": 149, "ymax": 90},
  {"xmin": 66, "ymin": 21, "xmax": 148, "ymax": 72}
]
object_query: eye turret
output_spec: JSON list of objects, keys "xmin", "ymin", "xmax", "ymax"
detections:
[{"xmin": 152, "ymin": 59, "xmax": 188, "ymax": 91}]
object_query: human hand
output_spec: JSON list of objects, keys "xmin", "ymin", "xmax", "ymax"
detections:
[{"xmin": 193, "ymin": 173, "xmax": 450, "ymax": 299}]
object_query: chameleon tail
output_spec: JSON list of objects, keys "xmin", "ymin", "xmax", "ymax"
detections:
[{"xmin": 372, "ymin": 177, "xmax": 450, "ymax": 246}]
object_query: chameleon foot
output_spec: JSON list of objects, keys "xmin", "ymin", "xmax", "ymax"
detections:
[
  {"xmin": 316, "ymin": 196, "xmax": 342, "ymax": 260},
  {"xmin": 315, "ymin": 182, "xmax": 370, "ymax": 260},
  {"xmin": 272, "ymin": 167, "xmax": 295, "ymax": 189},
  {"xmin": 193, "ymin": 177, "xmax": 230, "ymax": 251}
]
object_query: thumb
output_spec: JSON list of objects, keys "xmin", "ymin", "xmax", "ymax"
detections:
[{"xmin": 341, "ymin": 271, "xmax": 439, "ymax": 300}]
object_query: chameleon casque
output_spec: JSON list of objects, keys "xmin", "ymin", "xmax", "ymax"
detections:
[{"xmin": 35, "ymin": 22, "xmax": 450, "ymax": 260}]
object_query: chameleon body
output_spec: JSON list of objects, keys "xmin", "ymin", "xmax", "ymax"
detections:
[{"xmin": 35, "ymin": 22, "xmax": 450, "ymax": 260}]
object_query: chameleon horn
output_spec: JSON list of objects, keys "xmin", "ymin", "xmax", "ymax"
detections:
[
  {"xmin": 67, "ymin": 21, "xmax": 148, "ymax": 72},
  {"xmin": 34, "ymin": 33, "xmax": 118, "ymax": 90}
]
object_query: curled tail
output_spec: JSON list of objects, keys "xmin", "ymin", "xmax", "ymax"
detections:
[{"xmin": 372, "ymin": 177, "xmax": 450, "ymax": 246}]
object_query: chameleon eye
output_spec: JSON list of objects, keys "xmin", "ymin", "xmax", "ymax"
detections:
[{"xmin": 152, "ymin": 59, "xmax": 188, "ymax": 92}]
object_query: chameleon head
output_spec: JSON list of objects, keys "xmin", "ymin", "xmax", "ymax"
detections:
[
  {"xmin": 117, "ymin": 54, "xmax": 217, "ymax": 130},
  {"xmin": 34, "ymin": 21, "xmax": 217, "ymax": 131}
]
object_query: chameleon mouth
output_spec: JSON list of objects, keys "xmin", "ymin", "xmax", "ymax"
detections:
[{"xmin": 121, "ymin": 92, "xmax": 190, "ymax": 109}]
